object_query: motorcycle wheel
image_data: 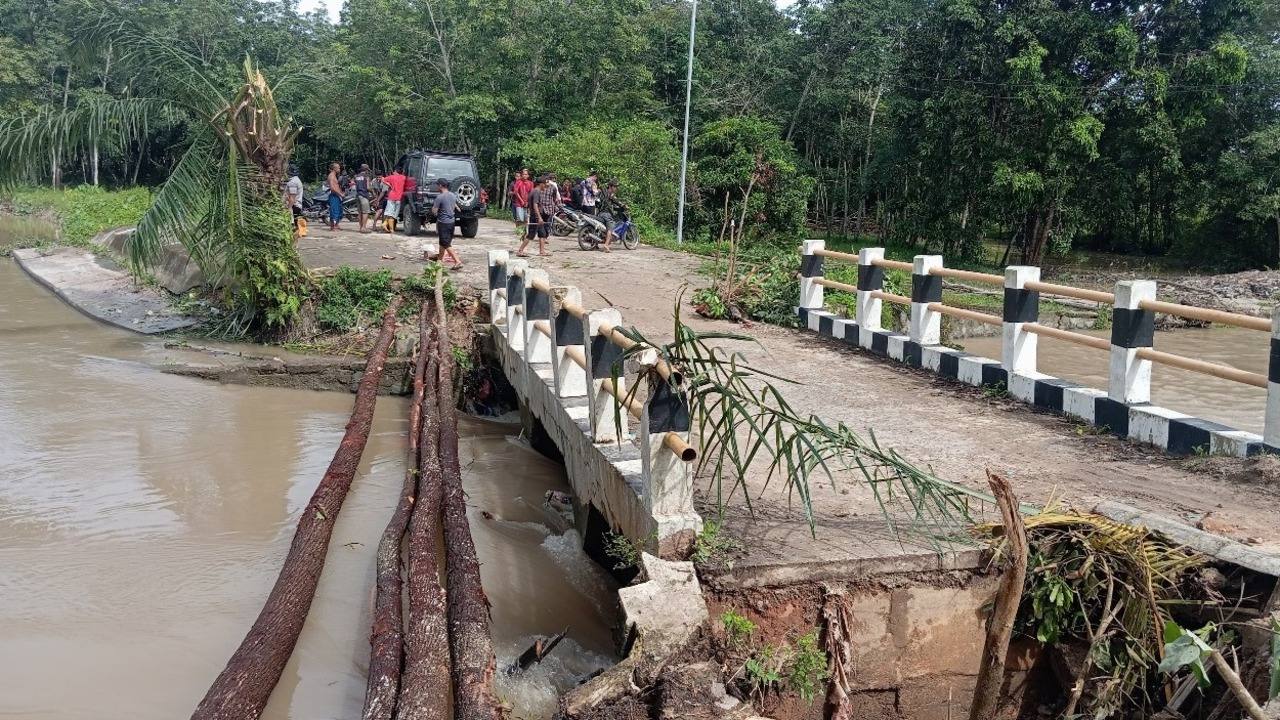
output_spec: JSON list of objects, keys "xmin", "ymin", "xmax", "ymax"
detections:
[
  {"xmin": 577, "ymin": 227, "xmax": 596, "ymax": 252},
  {"xmin": 622, "ymin": 226, "xmax": 640, "ymax": 250},
  {"xmin": 552, "ymin": 213, "xmax": 574, "ymax": 237}
]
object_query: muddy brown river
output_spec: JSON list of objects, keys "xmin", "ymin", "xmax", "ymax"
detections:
[
  {"xmin": 0, "ymin": 260, "xmax": 618, "ymax": 719},
  {"xmin": 961, "ymin": 326, "xmax": 1267, "ymax": 434}
]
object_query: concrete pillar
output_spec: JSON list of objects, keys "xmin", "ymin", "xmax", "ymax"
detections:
[
  {"xmin": 523, "ymin": 268, "xmax": 552, "ymax": 364},
  {"xmin": 504, "ymin": 259, "xmax": 528, "ymax": 352},
  {"xmin": 1108, "ymin": 280, "xmax": 1156, "ymax": 404},
  {"xmin": 1002, "ymin": 266, "xmax": 1041, "ymax": 374},
  {"xmin": 856, "ymin": 247, "xmax": 885, "ymax": 348},
  {"xmin": 552, "ymin": 287, "xmax": 588, "ymax": 398},
  {"xmin": 486, "ymin": 249, "xmax": 508, "ymax": 324},
  {"xmin": 638, "ymin": 367, "xmax": 693, "ymax": 517},
  {"xmin": 1265, "ymin": 308, "xmax": 1280, "ymax": 449},
  {"xmin": 586, "ymin": 308, "xmax": 628, "ymax": 443},
  {"xmin": 909, "ymin": 255, "xmax": 943, "ymax": 345},
  {"xmin": 799, "ymin": 239, "xmax": 825, "ymax": 311}
]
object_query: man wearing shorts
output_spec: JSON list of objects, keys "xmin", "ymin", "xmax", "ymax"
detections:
[
  {"xmin": 354, "ymin": 164, "xmax": 372, "ymax": 233},
  {"xmin": 511, "ymin": 168, "xmax": 533, "ymax": 225},
  {"xmin": 431, "ymin": 178, "xmax": 462, "ymax": 268},
  {"xmin": 382, "ymin": 166, "xmax": 406, "ymax": 233},
  {"xmin": 518, "ymin": 174, "xmax": 559, "ymax": 257}
]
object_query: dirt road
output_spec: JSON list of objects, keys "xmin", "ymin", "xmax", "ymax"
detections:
[{"xmin": 298, "ymin": 218, "xmax": 1280, "ymax": 577}]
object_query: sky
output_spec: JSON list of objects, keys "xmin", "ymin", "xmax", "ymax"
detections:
[{"xmin": 296, "ymin": 0, "xmax": 798, "ymax": 24}]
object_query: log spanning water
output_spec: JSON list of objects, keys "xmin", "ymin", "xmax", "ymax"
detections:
[{"xmin": 0, "ymin": 260, "xmax": 618, "ymax": 720}]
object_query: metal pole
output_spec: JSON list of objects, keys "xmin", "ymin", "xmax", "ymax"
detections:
[{"xmin": 675, "ymin": 0, "xmax": 697, "ymax": 245}]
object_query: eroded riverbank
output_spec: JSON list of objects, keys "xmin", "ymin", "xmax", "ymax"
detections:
[{"xmin": 0, "ymin": 259, "xmax": 618, "ymax": 719}]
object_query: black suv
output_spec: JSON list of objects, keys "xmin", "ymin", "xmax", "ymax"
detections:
[{"xmin": 397, "ymin": 150, "xmax": 486, "ymax": 237}]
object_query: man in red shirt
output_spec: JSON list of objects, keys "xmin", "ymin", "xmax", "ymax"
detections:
[
  {"xmin": 511, "ymin": 168, "xmax": 533, "ymax": 230},
  {"xmin": 381, "ymin": 166, "xmax": 407, "ymax": 234}
]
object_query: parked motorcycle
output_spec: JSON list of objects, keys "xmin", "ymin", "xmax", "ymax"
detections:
[
  {"xmin": 551, "ymin": 206, "xmax": 587, "ymax": 237},
  {"xmin": 301, "ymin": 187, "xmax": 360, "ymax": 222}
]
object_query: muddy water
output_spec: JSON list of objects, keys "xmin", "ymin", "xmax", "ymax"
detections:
[
  {"xmin": 960, "ymin": 326, "xmax": 1267, "ymax": 434},
  {"xmin": 0, "ymin": 260, "xmax": 617, "ymax": 719}
]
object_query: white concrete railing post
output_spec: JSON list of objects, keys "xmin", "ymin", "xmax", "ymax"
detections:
[
  {"xmin": 1002, "ymin": 266, "xmax": 1041, "ymax": 374},
  {"xmin": 1265, "ymin": 308, "xmax": 1280, "ymax": 449},
  {"xmin": 799, "ymin": 239, "xmax": 825, "ymax": 311},
  {"xmin": 486, "ymin": 249, "xmax": 508, "ymax": 324},
  {"xmin": 585, "ymin": 308, "xmax": 629, "ymax": 443},
  {"xmin": 523, "ymin": 268, "xmax": 553, "ymax": 364},
  {"xmin": 909, "ymin": 255, "xmax": 943, "ymax": 345},
  {"xmin": 638, "ymin": 366, "xmax": 692, "ymax": 517},
  {"xmin": 504, "ymin": 259, "xmax": 528, "ymax": 353},
  {"xmin": 551, "ymin": 287, "xmax": 588, "ymax": 398},
  {"xmin": 856, "ymin": 247, "xmax": 885, "ymax": 348},
  {"xmin": 1108, "ymin": 280, "xmax": 1157, "ymax": 404}
]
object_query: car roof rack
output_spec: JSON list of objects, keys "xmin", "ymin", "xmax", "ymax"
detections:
[{"xmin": 405, "ymin": 149, "xmax": 474, "ymax": 159}]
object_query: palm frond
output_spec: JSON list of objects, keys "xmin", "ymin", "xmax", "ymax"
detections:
[{"xmin": 126, "ymin": 134, "xmax": 219, "ymax": 270}]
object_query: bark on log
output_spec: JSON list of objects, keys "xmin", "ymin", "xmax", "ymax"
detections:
[
  {"xmin": 395, "ymin": 306, "xmax": 451, "ymax": 720},
  {"xmin": 434, "ymin": 286, "xmax": 503, "ymax": 720},
  {"xmin": 969, "ymin": 472, "xmax": 1029, "ymax": 720},
  {"xmin": 363, "ymin": 309, "xmax": 431, "ymax": 720},
  {"xmin": 191, "ymin": 298, "xmax": 403, "ymax": 720}
]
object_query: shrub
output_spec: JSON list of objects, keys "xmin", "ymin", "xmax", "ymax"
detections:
[
  {"xmin": 720, "ymin": 610, "xmax": 757, "ymax": 647},
  {"xmin": 691, "ymin": 519, "xmax": 745, "ymax": 567},
  {"xmin": 316, "ymin": 266, "xmax": 394, "ymax": 331},
  {"xmin": 3, "ymin": 185, "xmax": 152, "ymax": 250},
  {"xmin": 787, "ymin": 630, "xmax": 830, "ymax": 701},
  {"xmin": 400, "ymin": 262, "xmax": 458, "ymax": 310}
]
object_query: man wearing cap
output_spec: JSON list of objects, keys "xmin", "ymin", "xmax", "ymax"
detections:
[{"xmin": 431, "ymin": 178, "xmax": 463, "ymax": 269}]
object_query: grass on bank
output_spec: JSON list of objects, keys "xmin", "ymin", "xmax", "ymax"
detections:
[{"xmin": 0, "ymin": 185, "xmax": 151, "ymax": 256}]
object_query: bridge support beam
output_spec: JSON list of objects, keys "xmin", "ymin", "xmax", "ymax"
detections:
[
  {"xmin": 856, "ymin": 247, "xmax": 885, "ymax": 349},
  {"xmin": 486, "ymin": 250, "xmax": 508, "ymax": 324},
  {"xmin": 552, "ymin": 287, "xmax": 588, "ymax": 399},
  {"xmin": 1266, "ymin": 309, "xmax": 1280, "ymax": 450},
  {"xmin": 524, "ymin": 269, "xmax": 553, "ymax": 364},
  {"xmin": 1109, "ymin": 280, "xmax": 1156, "ymax": 405},
  {"xmin": 504, "ymin": 259, "xmax": 528, "ymax": 353},
  {"xmin": 909, "ymin": 255, "xmax": 943, "ymax": 346},
  {"xmin": 586, "ymin": 309, "xmax": 629, "ymax": 443}
]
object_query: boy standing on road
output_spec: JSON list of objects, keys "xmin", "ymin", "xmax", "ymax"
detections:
[
  {"xmin": 511, "ymin": 168, "xmax": 533, "ymax": 228},
  {"xmin": 354, "ymin": 164, "xmax": 372, "ymax": 233},
  {"xmin": 431, "ymin": 178, "xmax": 463, "ymax": 269},
  {"xmin": 326, "ymin": 162, "xmax": 344, "ymax": 230},
  {"xmin": 382, "ymin": 166, "xmax": 407, "ymax": 234},
  {"xmin": 518, "ymin": 174, "xmax": 559, "ymax": 257}
]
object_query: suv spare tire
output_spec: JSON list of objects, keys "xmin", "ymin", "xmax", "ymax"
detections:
[{"xmin": 451, "ymin": 176, "xmax": 481, "ymax": 211}]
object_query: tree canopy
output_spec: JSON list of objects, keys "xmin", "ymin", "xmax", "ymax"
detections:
[{"xmin": 2, "ymin": 0, "xmax": 1278, "ymax": 268}]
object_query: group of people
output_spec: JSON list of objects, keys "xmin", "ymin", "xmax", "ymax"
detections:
[
  {"xmin": 283, "ymin": 162, "xmax": 411, "ymax": 235},
  {"xmin": 506, "ymin": 168, "xmax": 627, "ymax": 257}
]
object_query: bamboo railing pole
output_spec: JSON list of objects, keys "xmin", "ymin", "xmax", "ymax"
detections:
[{"xmin": 191, "ymin": 297, "xmax": 402, "ymax": 720}]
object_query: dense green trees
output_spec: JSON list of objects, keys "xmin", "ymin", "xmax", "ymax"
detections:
[{"xmin": 2, "ymin": 0, "xmax": 1277, "ymax": 269}]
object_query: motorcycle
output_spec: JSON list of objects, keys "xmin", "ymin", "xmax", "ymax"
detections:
[
  {"xmin": 577, "ymin": 206, "xmax": 639, "ymax": 251},
  {"xmin": 301, "ymin": 187, "xmax": 360, "ymax": 222},
  {"xmin": 551, "ymin": 206, "xmax": 587, "ymax": 237}
]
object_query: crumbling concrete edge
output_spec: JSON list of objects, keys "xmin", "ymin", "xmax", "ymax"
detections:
[
  {"xmin": 701, "ymin": 546, "xmax": 987, "ymax": 591},
  {"xmin": 1094, "ymin": 501, "xmax": 1280, "ymax": 578}
]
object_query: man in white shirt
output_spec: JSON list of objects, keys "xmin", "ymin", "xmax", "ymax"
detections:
[{"xmin": 284, "ymin": 164, "xmax": 304, "ymax": 234}]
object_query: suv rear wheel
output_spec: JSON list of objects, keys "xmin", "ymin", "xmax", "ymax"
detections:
[
  {"xmin": 403, "ymin": 207, "xmax": 421, "ymax": 236},
  {"xmin": 460, "ymin": 217, "xmax": 479, "ymax": 238}
]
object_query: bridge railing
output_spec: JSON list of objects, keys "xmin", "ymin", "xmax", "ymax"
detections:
[
  {"xmin": 486, "ymin": 250, "xmax": 697, "ymax": 520},
  {"xmin": 799, "ymin": 239, "xmax": 1278, "ymax": 457}
]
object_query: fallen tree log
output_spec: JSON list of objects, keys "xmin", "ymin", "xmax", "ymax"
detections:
[
  {"xmin": 191, "ymin": 297, "xmax": 403, "ymax": 720},
  {"xmin": 395, "ymin": 304, "xmax": 451, "ymax": 720},
  {"xmin": 433, "ymin": 285, "xmax": 503, "ymax": 720},
  {"xmin": 969, "ymin": 472, "xmax": 1029, "ymax": 720},
  {"xmin": 363, "ymin": 306, "xmax": 431, "ymax": 720}
]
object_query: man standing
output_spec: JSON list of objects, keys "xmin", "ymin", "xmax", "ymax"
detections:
[
  {"xmin": 578, "ymin": 171, "xmax": 599, "ymax": 216},
  {"xmin": 284, "ymin": 163, "xmax": 304, "ymax": 236},
  {"xmin": 431, "ymin": 178, "xmax": 463, "ymax": 268},
  {"xmin": 511, "ymin": 168, "xmax": 533, "ymax": 229},
  {"xmin": 326, "ymin": 162, "xmax": 344, "ymax": 231},
  {"xmin": 382, "ymin": 165, "xmax": 407, "ymax": 234},
  {"xmin": 519, "ymin": 173, "xmax": 559, "ymax": 257},
  {"xmin": 354, "ymin": 163, "xmax": 372, "ymax": 233}
]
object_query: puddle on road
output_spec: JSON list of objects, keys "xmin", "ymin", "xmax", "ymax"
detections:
[{"xmin": 0, "ymin": 259, "xmax": 618, "ymax": 719}]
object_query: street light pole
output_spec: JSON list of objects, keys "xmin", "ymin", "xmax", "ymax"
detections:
[{"xmin": 675, "ymin": 0, "xmax": 697, "ymax": 245}]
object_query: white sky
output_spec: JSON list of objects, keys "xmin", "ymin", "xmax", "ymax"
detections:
[{"xmin": 297, "ymin": 0, "xmax": 797, "ymax": 24}]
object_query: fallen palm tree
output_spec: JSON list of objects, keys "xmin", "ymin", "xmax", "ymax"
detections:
[
  {"xmin": 433, "ymin": 283, "xmax": 503, "ymax": 720},
  {"xmin": 363, "ymin": 304, "xmax": 431, "ymax": 720},
  {"xmin": 191, "ymin": 297, "xmax": 402, "ymax": 720},
  {"xmin": 395, "ymin": 304, "xmax": 451, "ymax": 720}
]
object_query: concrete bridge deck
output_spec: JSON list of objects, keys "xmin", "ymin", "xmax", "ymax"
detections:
[{"xmin": 300, "ymin": 219, "xmax": 1280, "ymax": 585}]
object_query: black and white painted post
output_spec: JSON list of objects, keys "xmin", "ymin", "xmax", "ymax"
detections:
[
  {"xmin": 909, "ymin": 255, "xmax": 943, "ymax": 346},
  {"xmin": 856, "ymin": 247, "xmax": 885, "ymax": 348},
  {"xmin": 524, "ymin": 268, "xmax": 553, "ymax": 364},
  {"xmin": 1268, "ymin": 311, "xmax": 1280, "ymax": 451},
  {"xmin": 504, "ymin": 259, "xmax": 528, "ymax": 352},
  {"xmin": 1109, "ymin": 280, "xmax": 1156, "ymax": 404},
  {"xmin": 552, "ymin": 287, "xmax": 588, "ymax": 399},
  {"xmin": 586, "ymin": 308, "xmax": 629, "ymax": 443},
  {"xmin": 799, "ymin": 239, "xmax": 825, "ymax": 315},
  {"xmin": 638, "ymin": 366, "xmax": 693, "ymax": 518},
  {"xmin": 487, "ymin": 250, "xmax": 508, "ymax": 324},
  {"xmin": 1002, "ymin": 265, "xmax": 1045, "ymax": 401}
]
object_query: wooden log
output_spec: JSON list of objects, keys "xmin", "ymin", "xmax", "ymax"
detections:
[
  {"xmin": 395, "ymin": 309, "xmax": 451, "ymax": 720},
  {"xmin": 433, "ymin": 283, "xmax": 503, "ymax": 720},
  {"xmin": 969, "ymin": 472, "xmax": 1028, "ymax": 720},
  {"xmin": 191, "ymin": 297, "xmax": 403, "ymax": 720},
  {"xmin": 363, "ymin": 306, "xmax": 431, "ymax": 720}
]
